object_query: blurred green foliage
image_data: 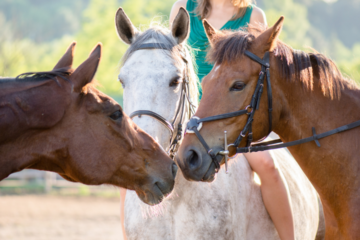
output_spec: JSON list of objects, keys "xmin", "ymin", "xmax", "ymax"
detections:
[
  {"xmin": 0, "ymin": 0, "xmax": 88, "ymax": 42},
  {"xmin": 0, "ymin": 0, "xmax": 359, "ymax": 102},
  {"xmin": 73, "ymin": 0, "xmax": 126, "ymax": 97},
  {"xmin": 0, "ymin": 0, "xmax": 174, "ymax": 99}
]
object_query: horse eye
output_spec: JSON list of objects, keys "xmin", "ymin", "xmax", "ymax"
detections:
[
  {"xmin": 109, "ymin": 110, "xmax": 123, "ymax": 121},
  {"xmin": 169, "ymin": 77, "xmax": 181, "ymax": 87},
  {"xmin": 230, "ymin": 82, "xmax": 246, "ymax": 91}
]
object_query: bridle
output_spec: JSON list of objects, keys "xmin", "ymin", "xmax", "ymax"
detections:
[
  {"xmin": 186, "ymin": 50, "xmax": 360, "ymax": 174},
  {"xmin": 186, "ymin": 50, "xmax": 272, "ymax": 173},
  {"xmin": 128, "ymin": 43, "xmax": 196, "ymax": 159}
]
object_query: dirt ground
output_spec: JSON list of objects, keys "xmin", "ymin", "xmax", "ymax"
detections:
[{"xmin": 0, "ymin": 195, "xmax": 124, "ymax": 240}]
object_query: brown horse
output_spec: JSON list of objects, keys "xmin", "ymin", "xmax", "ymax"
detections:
[
  {"xmin": 177, "ymin": 17, "xmax": 360, "ymax": 239},
  {"xmin": 0, "ymin": 42, "xmax": 177, "ymax": 205}
]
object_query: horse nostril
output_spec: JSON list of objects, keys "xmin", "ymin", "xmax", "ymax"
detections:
[
  {"xmin": 172, "ymin": 163, "xmax": 178, "ymax": 179},
  {"xmin": 186, "ymin": 150, "xmax": 201, "ymax": 170}
]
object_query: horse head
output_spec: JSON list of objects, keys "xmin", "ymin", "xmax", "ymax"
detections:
[
  {"xmin": 177, "ymin": 17, "xmax": 286, "ymax": 181},
  {"xmin": 116, "ymin": 8, "xmax": 198, "ymax": 155},
  {"xmin": 0, "ymin": 42, "xmax": 178, "ymax": 205}
]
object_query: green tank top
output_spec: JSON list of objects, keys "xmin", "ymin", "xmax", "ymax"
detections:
[{"xmin": 186, "ymin": 0, "xmax": 253, "ymax": 99}]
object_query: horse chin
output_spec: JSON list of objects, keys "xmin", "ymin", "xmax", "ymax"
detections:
[
  {"xmin": 135, "ymin": 184, "xmax": 165, "ymax": 206},
  {"xmin": 201, "ymin": 154, "xmax": 223, "ymax": 182},
  {"xmin": 201, "ymin": 162, "xmax": 217, "ymax": 182}
]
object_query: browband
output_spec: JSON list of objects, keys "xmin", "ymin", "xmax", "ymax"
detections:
[{"xmin": 134, "ymin": 43, "xmax": 172, "ymax": 51}]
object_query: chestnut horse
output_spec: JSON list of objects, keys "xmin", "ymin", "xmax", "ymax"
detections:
[
  {"xmin": 177, "ymin": 17, "xmax": 360, "ymax": 239},
  {"xmin": 0, "ymin": 42, "xmax": 177, "ymax": 205}
]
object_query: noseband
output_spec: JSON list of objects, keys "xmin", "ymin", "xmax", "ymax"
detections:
[
  {"xmin": 186, "ymin": 50, "xmax": 360, "ymax": 174},
  {"xmin": 128, "ymin": 43, "xmax": 195, "ymax": 159}
]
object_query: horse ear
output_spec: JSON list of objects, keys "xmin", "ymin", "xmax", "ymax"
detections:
[
  {"xmin": 203, "ymin": 19, "xmax": 219, "ymax": 46},
  {"xmin": 71, "ymin": 43, "xmax": 102, "ymax": 92},
  {"xmin": 115, "ymin": 7, "xmax": 139, "ymax": 45},
  {"xmin": 254, "ymin": 16, "xmax": 284, "ymax": 52},
  {"xmin": 53, "ymin": 41, "xmax": 76, "ymax": 70},
  {"xmin": 171, "ymin": 7, "xmax": 190, "ymax": 44}
]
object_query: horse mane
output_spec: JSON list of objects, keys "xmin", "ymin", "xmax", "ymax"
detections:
[
  {"xmin": 121, "ymin": 25, "xmax": 199, "ymax": 107},
  {"xmin": 0, "ymin": 68, "xmax": 72, "ymax": 85},
  {"xmin": 207, "ymin": 26, "xmax": 357, "ymax": 99}
]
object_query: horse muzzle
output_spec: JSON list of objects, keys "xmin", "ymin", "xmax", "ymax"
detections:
[{"xmin": 177, "ymin": 144, "xmax": 224, "ymax": 182}]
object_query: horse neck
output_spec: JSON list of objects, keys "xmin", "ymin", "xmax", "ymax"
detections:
[
  {"xmin": 0, "ymin": 128, "xmax": 68, "ymax": 181},
  {"xmin": 0, "ymin": 78, "xmax": 52, "ymax": 97},
  {"xmin": 274, "ymin": 74, "xmax": 360, "ymax": 142},
  {"xmin": 273, "ymin": 70, "xmax": 360, "ymax": 215},
  {"xmin": 0, "ymin": 78, "xmax": 71, "ymax": 180},
  {"xmin": 0, "ymin": 77, "xmax": 70, "ymax": 141}
]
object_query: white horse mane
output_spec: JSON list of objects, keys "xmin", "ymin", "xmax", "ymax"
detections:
[{"xmin": 121, "ymin": 24, "xmax": 199, "ymax": 108}]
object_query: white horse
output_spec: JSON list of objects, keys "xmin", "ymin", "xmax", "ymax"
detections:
[{"xmin": 116, "ymin": 8, "xmax": 325, "ymax": 240}]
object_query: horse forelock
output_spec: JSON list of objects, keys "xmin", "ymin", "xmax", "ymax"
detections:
[
  {"xmin": 121, "ymin": 25, "xmax": 199, "ymax": 107},
  {"xmin": 207, "ymin": 26, "xmax": 358, "ymax": 100}
]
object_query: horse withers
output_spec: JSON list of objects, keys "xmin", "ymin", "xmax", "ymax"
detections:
[
  {"xmin": 0, "ymin": 42, "xmax": 177, "ymax": 205},
  {"xmin": 177, "ymin": 17, "xmax": 360, "ymax": 239},
  {"xmin": 117, "ymin": 8, "xmax": 323, "ymax": 240}
]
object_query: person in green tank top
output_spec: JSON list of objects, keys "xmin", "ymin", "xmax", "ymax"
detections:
[
  {"xmin": 186, "ymin": 0, "xmax": 253, "ymax": 99},
  {"xmin": 170, "ymin": 2, "xmax": 295, "ymax": 240}
]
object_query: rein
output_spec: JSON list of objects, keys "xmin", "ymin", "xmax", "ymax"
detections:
[
  {"xmin": 128, "ymin": 43, "xmax": 196, "ymax": 159},
  {"xmin": 186, "ymin": 50, "xmax": 360, "ymax": 174}
]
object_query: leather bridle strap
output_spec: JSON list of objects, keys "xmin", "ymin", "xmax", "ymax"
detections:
[
  {"xmin": 198, "ymin": 109, "xmax": 249, "ymax": 123},
  {"xmin": 243, "ymin": 51, "xmax": 270, "ymax": 67},
  {"xmin": 135, "ymin": 43, "xmax": 172, "ymax": 50},
  {"xmin": 237, "ymin": 120, "xmax": 360, "ymax": 153},
  {"xmin": 244, "ymin": 51, "xmax": 272, "ymax": 134},
  {"xmin": 191, "ymin": 127, "xmax": 221, "ymax": 170},
  {"xmin": 130, "ymin": 110, "xmax": 174, "ymax": 133}
]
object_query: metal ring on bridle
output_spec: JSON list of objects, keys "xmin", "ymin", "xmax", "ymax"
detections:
[
  {"xmin": 227, "ymin": 143, "xmax": 235, "ymax": 148},
  {"xmin": 185, "ymin": 116, "xmax": 203, "ymax": 134},
  {"xmin": 245, "ymin": 105, "xmax": 253, "ymax": 115}
]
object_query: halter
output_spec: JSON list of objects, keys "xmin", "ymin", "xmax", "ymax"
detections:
[
  {"xmin": 186, "ymin": 50, "xmax": 360, "ymax": 174},
  {"xmin": 128, "ymin": 43, "xmax": 196, "ymax": 159}
]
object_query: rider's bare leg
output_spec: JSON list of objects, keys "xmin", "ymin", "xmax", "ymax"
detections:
[{"xmin": 244, "ymin": 151, "xmax": 295, "ymax": 240}]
